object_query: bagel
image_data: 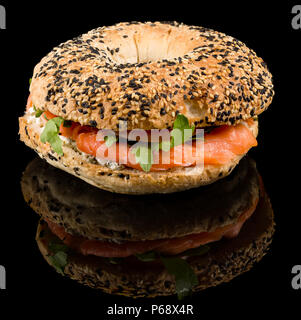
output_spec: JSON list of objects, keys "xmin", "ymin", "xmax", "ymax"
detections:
[
  {"xmin": 21, "ymin": 157, "xmax": 275, "ymax": 297},
  {"xmin": 19, "ymin": 114, "xmax": 258, "ymax": 194},
  {"xmin": 19, "ymin": 21, "xmax": 273, "ymax": 194}
]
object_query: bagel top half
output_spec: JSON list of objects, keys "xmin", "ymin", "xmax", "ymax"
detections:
[{"xmin": 30, "ymin": 21, "xmax": 274, "ymax": 130}]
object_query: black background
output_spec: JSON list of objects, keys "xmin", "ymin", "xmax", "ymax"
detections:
[{"xmin": 0, "ymin": 0, "xmax": 300, "ymax": 317}]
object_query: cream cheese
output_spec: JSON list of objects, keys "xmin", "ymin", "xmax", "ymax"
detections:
[{"xmin": 25, "ymin": 107, "xmax": 45, "ymax": 134}]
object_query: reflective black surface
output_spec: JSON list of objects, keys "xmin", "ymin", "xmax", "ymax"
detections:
[{"xmin": 20, "ymin": 156, "xmax": 273, "ymax": 299}]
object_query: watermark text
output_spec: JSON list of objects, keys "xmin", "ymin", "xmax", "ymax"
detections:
[
  {"xmin": 291, "ymin": 265, "xmax": 301, "ymax": 290},
  {"xmin": 0, "ymin": 5, "xmax": 6, "ymax": 30},
  {"xmin": 0, "ymin": 265, "xmax": 6, "ymax": 289},
  {"xmin": 292, "ymin": 5, "xmax": 301, "ymax": 30}
]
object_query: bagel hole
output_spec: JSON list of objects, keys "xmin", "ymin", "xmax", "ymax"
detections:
[
  {"xmin": 131, "ymin": 32, "xmax": 193, "ymax": 64},
  {"xmin": 109, "ymin": 28, "xmax": 197, "ymax": 64},
  {"xmin": 184, "ymin": 100, "xmax": 207, "ymax": 118}
]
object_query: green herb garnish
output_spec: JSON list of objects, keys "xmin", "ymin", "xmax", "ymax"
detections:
[
  {"xmin": 131, "ymin": 144, "xmax": 154, "ymax": 172},
  {"xmin": 170, "ymin": 114, "xmax": 195, "ymax": 148},
  {"xmin": 48, "ymin": 241, "xmax": 69, "ymax": 253},
  {"xmin": 104, "ymin": 135, "xmax": 117, "ymax": 147},
  {"xmin": 48, "ymin": 252, "xmax": 68, "ymax": 275},
  {"xmin": 129, "ymin": 114, "xmax": 195, "ymax": 172},
  {"xmin": 161, "ymin": 256, "xmax": 198, "ymax": 300},
  {"xmin": 47, "ymin": 240, "xmax": 69, "ymax": 275},
  {"xmin": 33, "ymin": 105, "xmax": 43, "ymax": 118},
  {"xmin": 135, "ymin": 251, "xmax": 157, "ymax": 262},
  {"xmin": 40, "ymin": 117, "xmax": 64, "ymax": 156},
  {"xmin": 135, "ymin": 246, "xmax": 210, "ymax": 299}
]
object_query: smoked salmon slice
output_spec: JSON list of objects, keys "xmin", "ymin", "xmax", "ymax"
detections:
[
  {"xmin": 64, "ymin": 119, "xmax": 256, "ymax": 170},
  {"xmin": 26, "ymin": 95, "xmax": 257, "ymax": 171}
]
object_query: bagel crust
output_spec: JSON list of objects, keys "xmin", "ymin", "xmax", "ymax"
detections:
[
  {"xmin": 19, "ymin": 113, "xmax": 258, "ymax": 194},
  {"xmin": 30, "ymin": 21, "xmax": 274, "ymax": 130}
]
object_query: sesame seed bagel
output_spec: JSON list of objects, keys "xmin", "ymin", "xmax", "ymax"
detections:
[
  {"xmin": 19, "ymin": 115, "xmax": 258, "ymax": 194},
  {"xmin": 30, "ymin": 21, "xmax": 274, "ymax": 130},
  {"xmin": 35, "ymin": 187, "xmax": 275, "ymax": 298},
  {"xmin": 21, "ymin": 156, "xmax": 260, "ymax": 242}
]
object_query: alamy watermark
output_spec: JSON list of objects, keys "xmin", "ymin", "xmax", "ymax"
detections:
[
  {"xmin": 94, "ymin": 125, "xmax": 204, "ymax": 168},
  {"xmin": 0, "ymin": 5, "xmax": 6, "ymax": 29},
  {"xmin": 0, "ymin": 265, "xmax": 5, "ymax": 289},
  {"xmin": 292, "ymin": 5, "xmax": 301, "ymax": 30},
  {"xmin": 291, "ymin": 265, "xmax": 301, "ymax": 290}
]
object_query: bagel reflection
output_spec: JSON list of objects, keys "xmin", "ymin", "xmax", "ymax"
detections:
[{"xmin": 21, "ymin": 156, "xmax": 275, "ymax": 298}]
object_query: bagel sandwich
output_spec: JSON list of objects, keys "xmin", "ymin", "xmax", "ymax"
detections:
[
  {"xmin": 19, "ymin": 21, "xmax": 274, "ymax": 194},
  {"xmin": 21, "ymin": 156, "xmax": 275, "ymax": 298}
]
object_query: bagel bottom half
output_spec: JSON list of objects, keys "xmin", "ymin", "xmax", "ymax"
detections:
[
  {"xmin": 19, "ymin": 115, "xmax": 258, "ymax": 195},
  {"xmin": 35, "ymin": 189, "xmax": 274, "ymax": 298}
]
